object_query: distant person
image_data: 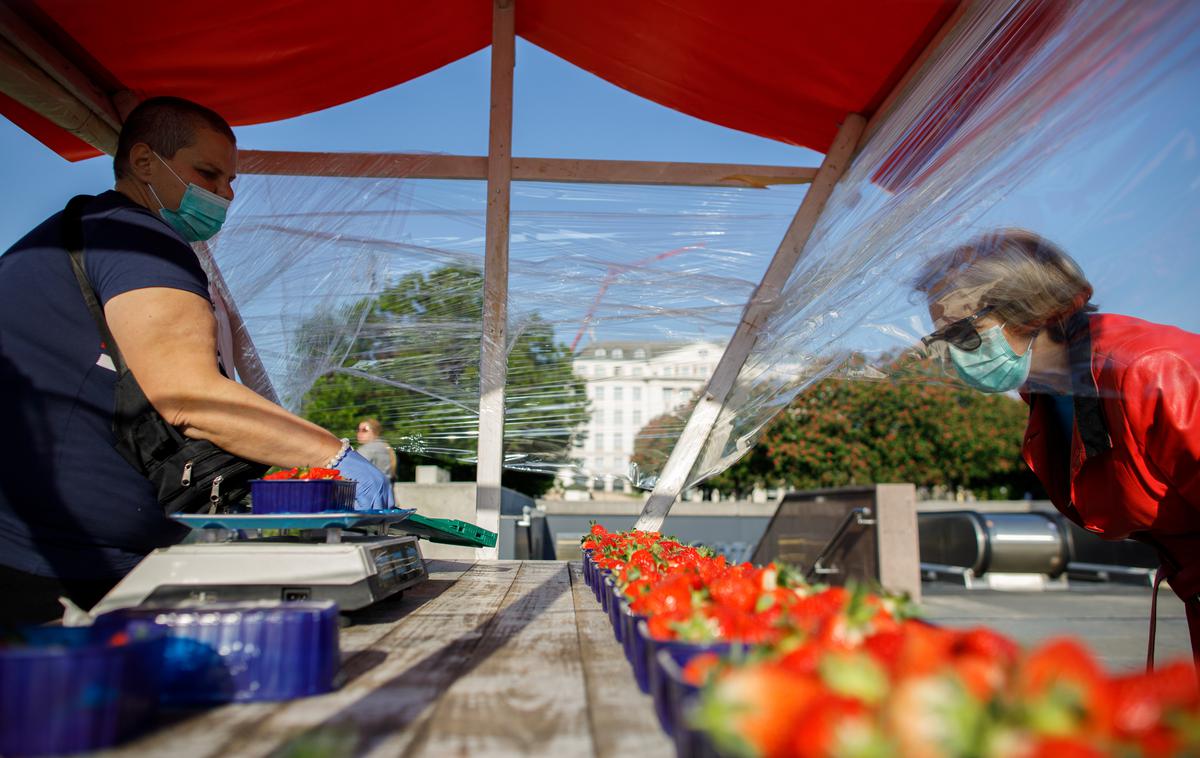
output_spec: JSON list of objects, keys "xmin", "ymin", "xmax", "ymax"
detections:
[
  {"xmin": 356, "ymin": 418, "xmax": 397, "ymax": 480},
  {"xmin": 0, "ymin": 96, "xmax": 394, "ymax": 627},
  {"xmin": 915, "ymin": 228, "xmax": 1200, "ymax": 660}
]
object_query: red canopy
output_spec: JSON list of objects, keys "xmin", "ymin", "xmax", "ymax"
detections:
[{"xmin": 5, "ymin": 0, "xmax": 955, "ymax": 161}]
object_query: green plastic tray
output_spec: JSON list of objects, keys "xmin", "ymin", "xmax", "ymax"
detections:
[{"xmin": 397, "ymin": 514, "xmax": 497, "ymax": 548}]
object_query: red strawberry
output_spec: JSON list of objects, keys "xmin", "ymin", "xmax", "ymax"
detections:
[
  {"xmin": 682, "ymin": 652, "xmax": 723, "ymax": 686},
  {"xmin": 1016, "ymin": 638, "xmax": 1109, "ymax": 737},
  {"xmin": 792, "ymin": 695, "xmax": 877, "ymax": 758},
  {"xmin": 695, "ymin": 664, "xmax": 819, "ymax": 758}
]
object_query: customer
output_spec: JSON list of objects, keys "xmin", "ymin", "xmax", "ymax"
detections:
[
  {"xmin": 915, "ymin": 228, "xmax": 1200, "ymax": 660},
  {"xmin": 0, "ymin": 96, "xmax": 393, "ymax": 626},
  {"xmin": 356, "ymin": 418, "xmax": 397, "ymax": 480}
]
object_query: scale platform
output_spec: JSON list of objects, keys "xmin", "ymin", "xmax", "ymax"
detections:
[{"xmin": 88, "ymin": 511, "xmax": 429, "ymax": 618}]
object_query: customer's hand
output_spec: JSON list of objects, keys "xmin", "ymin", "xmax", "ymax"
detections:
[{"xmin": 337, "ymin": 450, "xmax": 396, "ymax": 511}]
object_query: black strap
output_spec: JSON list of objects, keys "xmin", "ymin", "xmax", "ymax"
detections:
[{"xmin": 61, "ymin": 195, "xmax": 128, "ymax": 376}]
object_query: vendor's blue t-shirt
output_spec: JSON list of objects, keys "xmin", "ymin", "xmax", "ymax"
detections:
[{"xmin": 0, "ymin": 191, "xmax": 210, "ymax": 579}]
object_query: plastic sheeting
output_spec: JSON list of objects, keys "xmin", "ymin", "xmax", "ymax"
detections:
[
  {"xmin": 683, "ymin": 0, "xmax": 1200, "ymax": 489},
  {"xmin": 210, "ymin": 0, "xmax": 1200, "ymax": 493},
  {"xmin": 210, "ymin": 165, "xmax": 808, "ymax": 487}
]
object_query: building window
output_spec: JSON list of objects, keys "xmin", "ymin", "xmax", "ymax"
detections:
[
  {"xmin": 632, "ymin": 386, "xmax": 641, "ymax": 402},
  {"xmin": 612, "ymin": 348, "xmax": 624, "ymax": 359},
  {"xmin": 595, "ymin": 432, "xmax": 604, "ymax": 450},
  {"xmin": 595, "ymin": 386, "xmax": 605, "ymax": 400},
  {"xmin": 699, "ymin": 349, "xmax": 708, "ymax": 358},
  {"xmin": 634, "ymin": 348, "xmax": 646, "ymax": 359},
  {"xmin": 664, "ymin": 366, "xmax": 674, "ymax": 376},
  {"xmin": 613, "ymin": 409, "xmax": 623, "ymax": 424},
  {"xmin": 613, "ymin": 433, "xmax": 624, "ymax": 450},
  {"xmin": 632, "ymin": 367, "xmax": 642, "ymax": 376},
  {"xmin": 594, "ymin": 457, "xmax": 604, "ymax": 469},
  {"xmin": 595, "ymin": 348, "xmax": 606, "ymax": 357},
  {"xmin": 662, "ymin": 388, "xmax": 672, "ymax": 405},
  {"xmin": 632, "ymin": 409, "xmax": 642, "ymax": 425},
  {"xmin": 614, "ymin": 366, "xmax": 623, "ymax": 376},
  {"xmin": 613, "ymin": 386, "xmax": 624, "ymax": 401}
]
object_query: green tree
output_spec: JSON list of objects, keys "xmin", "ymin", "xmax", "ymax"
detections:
[
  {"xmin": 300, "ymin": 266, "xmax": 588, "ymax": 496},
  {"xmin": 633, "ymin": 359, "xmax": 1040, "ymax": 500}
]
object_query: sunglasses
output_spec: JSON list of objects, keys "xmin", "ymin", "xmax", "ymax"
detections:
[{"xmin": 921, "ymin": 305, "xmax": 995, "ymax": 352}]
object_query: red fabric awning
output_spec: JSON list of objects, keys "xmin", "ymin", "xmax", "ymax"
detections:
[{"xmin": 3, "ymin": 0, "xmax": 955, "ymax": 161}]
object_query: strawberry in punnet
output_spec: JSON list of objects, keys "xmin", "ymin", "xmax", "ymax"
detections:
[
  {"xmin": 709, "ymin": 568, "xmax": 761, "ymax": 615},
  {"xmin": 630, "ymin": 573, "xmax": 695, "ymax": 617},
  {"xmin": 693, "ymin": 663, "xmax": 822, "ymax": 758},
  {"xmin": 682, "ymin": 651, "xmax": 725, "ymax": 687},
  {"xmin": 1106, "ymin": 660, "xmax": 1200, "ymax": 757},
  {"xmin": 792, "ymin": 694, "xmax": 889, "ymax": 758},
  {"xmin": 883, "ymin": 671, "xmax": 988, "ymax": 758},
  {"xmin": 949, "ymin": 627, "xmax": 1020, "ymax": 701},
  {"xmin": 1014, "ymin": 638, "xmax": 1110, "ymax": 739}
]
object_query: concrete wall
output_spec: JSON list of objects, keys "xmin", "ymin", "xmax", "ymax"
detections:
[{"xmin": 394, "ymin": 482, "xmax": 535, "ymax": 559}]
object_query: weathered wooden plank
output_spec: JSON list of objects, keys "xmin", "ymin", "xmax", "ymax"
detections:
[
  {"xmin": 105, "ymin": 560, "xmax": 518, "ymax": 757},
  {"xmin": 397, "ymin": 561, "xmax": 593, "ymax": 757},
  {"xmin": 569, "ymin": 562, "xmax": 672, "ymax": 758},
  {"xmin": 237, "ymin": 150, "xmax": 818, "ymax": 189}
]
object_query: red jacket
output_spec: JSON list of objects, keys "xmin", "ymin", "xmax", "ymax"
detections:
[{"xmin": 1022, "ymin": 313, "xmax": 1200, "ymax": 602}]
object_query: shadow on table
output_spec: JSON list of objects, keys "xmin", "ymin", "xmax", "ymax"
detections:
[{"xmin": 262, "ymin": 563, "xmax": 569, "ymax": 757}]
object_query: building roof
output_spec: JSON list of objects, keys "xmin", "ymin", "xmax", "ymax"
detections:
[{"xmin": 574, "ymin": 340, "xmax": 722, "ymax": 361}]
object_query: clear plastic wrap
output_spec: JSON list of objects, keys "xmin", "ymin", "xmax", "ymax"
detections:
[
  {"xmin": 211, "ymin": 0, "xmax": 1200, "ymax": 496},
  {"xmin": 211, "ymin": 164, "xmax": 807, "ymax": 490},
  {"xmin": 684, "ymin": 0, "xmax": 1200, "ymax": 490}
]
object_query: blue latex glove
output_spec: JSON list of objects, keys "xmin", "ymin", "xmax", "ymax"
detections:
[{"xmin": 337, "ymin": 449, "xmax": 396, "ymax": 511}]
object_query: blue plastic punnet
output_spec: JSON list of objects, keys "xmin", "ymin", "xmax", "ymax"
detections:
[
  {"xmin": 250, "ymin": 479, "xmax": 357, "ymax": 513},
  {"xmin": 94, "ymin": 601, "xmax": 340, "ymax": 704},
  {"xmin": 0, "ymin": 626, "xmax": 164, "ymax": 756}
]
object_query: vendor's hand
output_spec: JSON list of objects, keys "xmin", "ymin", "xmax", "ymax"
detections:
[{"xmin": 337, "ymin": 450, "xmax": 396, "ymax": 511}]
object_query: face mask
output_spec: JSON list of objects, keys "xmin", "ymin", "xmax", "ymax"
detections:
[
  {"xmin": 948, "ymin": 325, "xmax": 1034, "ymax": 393},
  {"xmin": 147, "ymin": 153, "xmax": 229, "ymax": 242}
]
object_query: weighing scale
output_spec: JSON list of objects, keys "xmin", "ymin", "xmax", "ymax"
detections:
[{"xmin": 88, "ymin": 510, "xmax": 432, "ymax": 617}]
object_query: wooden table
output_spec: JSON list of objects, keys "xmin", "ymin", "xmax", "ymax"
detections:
[{"xmin": 102, "ymin": 561, "xmax": 672, "ymax": 757}]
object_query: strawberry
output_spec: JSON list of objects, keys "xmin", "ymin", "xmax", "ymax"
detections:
[
  {"xmin": 709, "ymin": 572, "xmax": 759, "ymax": 615},
  {"xmin": 682, "ymin": 652, "xmax": 724, "ymax": 687},
  {"xmin": 1015, "ymin": 638, "xmax": 1109, "ymax": 738},
  {"xmin": 792, "ymin": 695, "xmax": 884, "ymax": 758},
  {"xmin": 694, "ymin": 664, "xmax": 820, "ymax": 758}
]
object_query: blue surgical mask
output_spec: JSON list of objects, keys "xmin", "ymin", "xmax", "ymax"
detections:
[
  {"xmin": 147, "ymin": 153, "xmax": 229, "ymax": 242},
  {"xmin": 948, "ymin": 325, "xmax": 1034, "ymax": 393}
]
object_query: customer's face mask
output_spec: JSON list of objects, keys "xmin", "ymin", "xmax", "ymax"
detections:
[
  {"xmin": 948, "ymin": 325, "xmax": 1034, "ymax": 393},
  {"xmin": 146, "ymin": 153, "xmax": 230, "ymax": 242}
]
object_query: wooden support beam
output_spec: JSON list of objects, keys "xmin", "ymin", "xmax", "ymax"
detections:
[
  {"xmin": 238, "ymin": 150, "xmax": 817, "ymax": 189},
  {"xmin": 475, "ymin": 0, "xmax": 515, "ymax": 559},
  {"xmin": 0, "ymin": 35, "xmax": 118, "ymax": 153},
  {"xmin": 634, "ymin": 114, "xmax": 867, "ymax": 533}
]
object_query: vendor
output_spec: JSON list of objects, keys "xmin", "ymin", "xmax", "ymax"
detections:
[
  {"xmin": 915, "ymin": 228, "xmax": 1200, "ymax": 660},
  {"xmin": 0, "ymin": 97, "xmax": 394, "ymax": 627}
]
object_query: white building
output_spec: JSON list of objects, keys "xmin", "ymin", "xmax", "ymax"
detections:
[{"xmin": 568, "ymin": 340, "xmax": 723, "ymax": 491}]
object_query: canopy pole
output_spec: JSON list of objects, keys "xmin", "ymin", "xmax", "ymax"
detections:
[
  {"xmin": 475, "ymin": 0, "xmax": 515, "ymax": 558},
  {"xmin": 0, "ymin": 36, "xmax": 117, "ymax": 153},
  {"xmin": 634, "ymin": 113, "xmax": 866, "ymax": 533}
]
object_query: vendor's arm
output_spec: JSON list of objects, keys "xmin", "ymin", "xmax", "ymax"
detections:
[
  {"xmin": 1126, "ymin": 351, "xmax": 1200, "ymax": 508},
  {"xmin": 104, "ymin": 286, "xmax": 342, "ymax": 468}
]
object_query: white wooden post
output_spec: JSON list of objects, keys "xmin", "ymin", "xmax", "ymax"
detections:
[
  {"xmin": 634, "ymin": 114, "xmax": 866, "ymax": 533},
  {"xmin": 475, "ymin": 0, "xmax": 515, "ymax": 558}
]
